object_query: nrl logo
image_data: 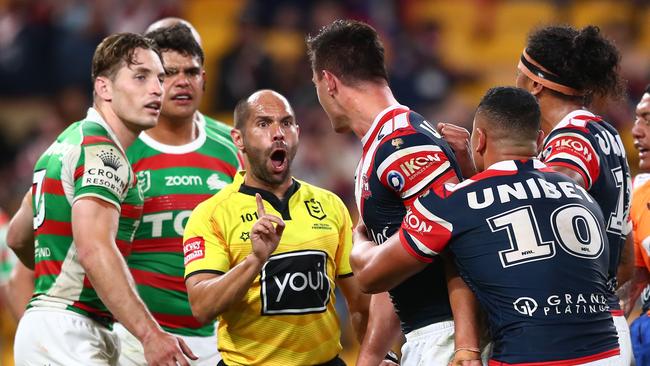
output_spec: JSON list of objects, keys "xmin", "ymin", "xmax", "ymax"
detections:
[
  {"xmin": 137, "ymin": 170, "xmax": 151, "ymax": 193},
  {"xmin": 97, "ymin": 149, "xmax": 123, "ymax": 170},
  {"xmin": 305, "ymin": 198, "xmax": 326, "ymax": 220}
]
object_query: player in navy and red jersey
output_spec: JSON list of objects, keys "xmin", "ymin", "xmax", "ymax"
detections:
[
  {"xmin": 351, "ymin": 87, "xmax": 621, "ymax": 365},
  {"xmin": 307, "ymin": 20, "xmax": 481, "ymax": 366},
  {"xmin": 515, "ymin": 25, "xmax": 632, "ymax": 364}
]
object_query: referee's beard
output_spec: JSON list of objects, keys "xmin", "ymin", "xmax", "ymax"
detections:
[{"xmin": 244, "ymin": 141, "xmax": 298, "ymax": 188}]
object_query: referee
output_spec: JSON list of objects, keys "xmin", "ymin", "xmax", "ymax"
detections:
[{"xmin": 183, "ymin": 89, "xmax": 370, "ymax": 366}]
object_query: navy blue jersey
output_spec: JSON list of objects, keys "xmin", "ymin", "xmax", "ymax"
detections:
[
  {"xmin": 355, "ymin": 105, "xmax": 462, "ymax": 332},
  {"xmin": 400, "ymin": 159, "xmax": 619, "ymax": 364},
  {"xmin": 541, "ymin": 110, "xmax": 632, "ymax": 312}
]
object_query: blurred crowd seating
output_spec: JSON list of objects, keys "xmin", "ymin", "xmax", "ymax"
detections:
[{"xmin": 1, "ymin": 0, "xmax": 650, "ymax": 364}]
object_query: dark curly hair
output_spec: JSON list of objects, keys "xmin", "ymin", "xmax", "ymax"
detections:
[
  {"xmin": 526, "ymin": 25, "xmax": 624, "ymax": 105},
  {"xmin": 145, "ymin": 23, "xmax": 204, "ymax": 65},
  {"xmin": 306, "ymin": 19, "xmax": 388, "ymax": 85}
]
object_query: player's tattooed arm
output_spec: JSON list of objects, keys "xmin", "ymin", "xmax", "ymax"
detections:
[
  {"xmin": 186, "ymin": 194, "xmax": 285, "ymax": 323},
  {"xmin": 438, "ymin": 122, "xmax": 477, "ymax": 179},
  {"xmin": 7, "ymin": 190, "xmax": 35, "ymax": 269}
]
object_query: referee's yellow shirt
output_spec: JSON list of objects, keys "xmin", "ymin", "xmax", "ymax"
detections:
[{"xmin": 184, "ymin": 172, "xmax": 353, "ymax": 366}]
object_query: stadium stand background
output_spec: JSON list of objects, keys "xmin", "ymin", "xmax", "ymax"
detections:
[{"xmin": 1, "ymin": 0, "xmax": 649, "ymax": 364}]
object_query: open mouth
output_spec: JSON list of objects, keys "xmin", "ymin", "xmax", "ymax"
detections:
[
  {"xmin": 270, "ymin": 149, "xmax": 287, "ymax": 170},
  {"xmin": 144, "ymin": 101, "xmax": 161, "ymax": 112},
  {"xmin": 171, "ymin": 93, "xmax": 193, "ymax": 101}
]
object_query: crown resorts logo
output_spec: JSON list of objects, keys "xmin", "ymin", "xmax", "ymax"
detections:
[{"xmin": 97, "ymin": 149, "xmax": 123, "ymax": 170}]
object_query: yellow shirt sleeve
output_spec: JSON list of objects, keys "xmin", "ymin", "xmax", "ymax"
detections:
[
  {"xmin": 334, "ymin": 196, "xmax": 353, "ymax": 277},
  {"xmin": 183, "ymin": 200, "xmax": 231, "ymax": 278}
]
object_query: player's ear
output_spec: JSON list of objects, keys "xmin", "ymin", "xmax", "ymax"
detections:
[
  {"xmin": 231, "ymin": 128, "xmax": 245, "ymax": 152},
  {"xmin": 322, "ymin": 70, "xmax": 338, "ymax": 96},
  {"xmin": 475, "ymin": 127, "xmax": 487, "ymax": 155},
  {"xmin": 94, "ymin": 76, "xmax": 112, "ymax": 102},
  {"xmin": 201, "ymin": 70, "xmax": 206, "ymax": 92},
  {"xmin": 530, "ymin": 80, "xmax": 544, "ymax": 96},
  {"xmin": 535, "ymin": 130, "xmax": 545, "ymax": 153}
]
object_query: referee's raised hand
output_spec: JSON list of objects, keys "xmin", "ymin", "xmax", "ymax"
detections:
[{"xmin": 250, "ymin": 193, "xmax": 285, "ymax": 261}]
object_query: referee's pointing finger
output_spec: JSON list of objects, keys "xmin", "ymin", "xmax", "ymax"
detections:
[{"xmin": 255, "ymin": 193, "xmax": 265, "ymax": 216}]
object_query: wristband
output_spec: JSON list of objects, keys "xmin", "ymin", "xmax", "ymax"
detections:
[
  {"xmin": 385, "ymin": 350, "xmax": 399, "ymax": 363},
  {"xmin": 452, "ymin": 347, "xmax": 481, "ymax": 357}
]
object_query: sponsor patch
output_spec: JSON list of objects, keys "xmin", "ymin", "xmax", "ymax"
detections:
[
  {"xmin": 260, "ymin": 250, "xmax": 331, "ymax": 315},
  {"xmin": 403, "ymin": 208, "xmax": 433, "ymax": 233},
  {"xmin": 82, "ymin": 145, "xmax": 129, "ymax": 198},
  {"xmin": 183, "ymin": 236, "xmax": 205, "ymax": 265}
]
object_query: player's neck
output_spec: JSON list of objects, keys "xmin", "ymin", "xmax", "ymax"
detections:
[
  {"xmin": 347, "ymin": 84, "xmax": 399, "ymax": 140},
  {"xmin": 93, "ymin": 103, "xmax": 139, "ymax": 149},
  {"xmin": 145, "ymin": 115, "xmax": 197, "ymax": 146},
  {"xmin": 539, "ymin": 96, "xmax": 583, "ymax": 136}
]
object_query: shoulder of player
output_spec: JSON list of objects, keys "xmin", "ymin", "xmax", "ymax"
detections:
[
  {"xmin": 192, "ymin": 185, "xmax": 240, "ymax": 218},
  {"xmin": 294, "ymin": 179, "xmax": 347, "ymax": 209},
  {"xmin": 202, "ymin": 114, "xmax": 234, "ymax": 138}
]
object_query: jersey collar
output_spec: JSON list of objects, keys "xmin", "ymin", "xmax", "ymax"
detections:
[
  {"xmin": 360, "ymin": 104, "xmax": 408, "ymax": 148},
  {"xmin": 137, "ymin": 112, "xmax": 206, "ymax": 154},
  {"xmin": 236, "ymin": 171, "xmax": 301, "ymax": 220},
  {"xmin": 552, "ymin": 109, "xmax": 597, "ymax": 131},
  {"xmin": 85, "ymin": 107, "xmax": 127, "ymax": 154}
]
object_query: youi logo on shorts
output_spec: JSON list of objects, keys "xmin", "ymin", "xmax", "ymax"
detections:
[{"xmin": 260, "ymin": 250, "xmax": 331, "ymax": 315}]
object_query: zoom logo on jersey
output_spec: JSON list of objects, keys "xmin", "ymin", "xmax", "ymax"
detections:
[
  {"xmin": 165, "ymin": 175, "xmax": 202, "ymax": 187},
  {"xmin": 260, "ymin": 250, "xmax": 331, "ymax": 315},
  {"xmin": 514, "ymin": 297, "xmax": 538, "ymax": 316}
]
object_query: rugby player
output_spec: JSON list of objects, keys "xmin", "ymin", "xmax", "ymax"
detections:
[
  {"xmin": 351, "ymin": 86, "xmax": 622, "ymax": 365},
  {"xmin": 183, "ymin": 89, "xmax": 370, "ymax": 365},
  {"xmin": 516, "ymin": 25, "xmax": 633, "ymax": 364},
  {"xmin": 112, "ymin": 20, "xmax": 240, "ymax": 366},
  {"xmin": 9, "ymin": 33, "xmax": 196, "ymax": 365},
  {"xmin": 307, "ymin": 19, "xmax": 482, "ymax": 365}
]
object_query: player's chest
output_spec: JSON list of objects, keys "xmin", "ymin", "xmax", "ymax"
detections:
[
  {"xmin": 135, "ymin": 167, "xmax": 231, "ymax": 197},
  {"xmin": 224, "ymin": 201, "xmax": 340, "ymax": 260}
]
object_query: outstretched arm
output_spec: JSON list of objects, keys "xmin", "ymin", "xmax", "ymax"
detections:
[{"xmin": 350, "ymin": 223, "xmax": 428, "ymax": 294}]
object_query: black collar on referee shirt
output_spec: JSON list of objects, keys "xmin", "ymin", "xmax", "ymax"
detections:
[{"xmin": 238, "ymin": 179, "xmax": 301, "ymax": 220}]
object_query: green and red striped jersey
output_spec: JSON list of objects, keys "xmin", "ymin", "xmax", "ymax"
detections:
[
  {"xmin": 126, "ymin": 112, "xmax": 239, "ymax": 336},
  {"xmin": 29, "ymin": 108, "xmax": 142, "ymax": 327}
]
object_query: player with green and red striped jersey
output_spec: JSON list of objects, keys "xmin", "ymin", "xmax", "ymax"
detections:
[
  {"xmin": 125, "ymin": 113, "xmax": 238, "ymax": 335},
  {"xmin": 26, "ymin": 116, "xmax": 144, "ymax": 322},
  {"xmin": 112, "ymin": 21, "xmax": 240, "ymax": 366},
  {"xmin": 11, "ymin": 33, "xmax": 196, "ymax": 366}
]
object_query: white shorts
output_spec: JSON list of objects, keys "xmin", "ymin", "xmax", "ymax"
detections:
[
  {"xmin": 401, "ymin": 320, "xmax": 489, "ymax": 366},
  {"xmin": 14, "ymin": 307, "xmax": 120, "ymax": 366},
  {"xmin": 113, "ymin": 322, "xmax": 221, "ymax": 366},
  {"xmin": 613, "ymin": 314, "xmax": 632, "ymax": 366}
]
